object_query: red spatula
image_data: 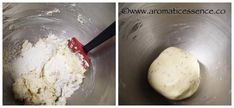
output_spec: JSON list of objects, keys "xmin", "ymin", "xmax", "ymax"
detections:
[{"xmin": 68, "ymin": 22, "xmax": 115, "ymax": 69}]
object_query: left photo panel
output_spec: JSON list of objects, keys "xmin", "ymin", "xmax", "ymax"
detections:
[{"xmin": 3, "ymin": 3, "xmax": 116, "ymax": 105}]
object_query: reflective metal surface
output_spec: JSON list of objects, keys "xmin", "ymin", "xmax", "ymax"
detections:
[
  {"xmin": 119, "ymin": 3, "xmax": 231, "ymax": 105},
  {"xmin": 3, "ymin": 3, "xmax": 115, "ymax": 105}
]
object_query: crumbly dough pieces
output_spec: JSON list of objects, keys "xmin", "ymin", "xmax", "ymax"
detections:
[
  {"xmin": 13, "ymin": 72, "xmax": 57, "ymax": 105},
  {"xmin": 11, "ymin": 35, "xmax": 87, "ymax": 105}
]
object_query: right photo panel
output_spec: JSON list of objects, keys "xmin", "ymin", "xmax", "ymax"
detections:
[{"xmin": 119, "ymin": 3, "xmax": 231, "ymax": 105}]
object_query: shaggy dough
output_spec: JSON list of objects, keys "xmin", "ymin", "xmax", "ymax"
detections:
[
  {"xmin": 11, "ymin": 35, "xmax": 88, "ymax": 105},
  {"xmin": 13, "ymin": 72, "xmax": 57, "ymax": 105},
  {"xmin": 148, "ymin": 47, "xmax": 200, "ymax": 100}
]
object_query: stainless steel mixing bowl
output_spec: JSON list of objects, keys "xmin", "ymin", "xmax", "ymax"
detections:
[
  {"xmin": 119, "ymin": 3, "xmax": 231, "ymax": 105},
  {"xmin": 3, "ymin": 3, "xmax": 115, "ymax": 105}
]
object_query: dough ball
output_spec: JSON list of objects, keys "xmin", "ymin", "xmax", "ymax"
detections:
[{"xmin": 148, "ymin": 47, "xmax": 200, "ymax": 100}]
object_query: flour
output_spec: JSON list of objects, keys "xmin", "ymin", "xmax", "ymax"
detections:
[
  {"xmin": 77, "ymin": 14, "xmax": 84, "ymax": 24},
  {"xmin": 12, "ymin": 34, "xmax": 88, "ymax": 105},
  {"xmin": 46, "ymin": 8, "xmax": 60, "ymax": 16}
]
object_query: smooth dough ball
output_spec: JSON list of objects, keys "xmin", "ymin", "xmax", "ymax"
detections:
[{"xmin": 148, "ymin": 47, "xmax": 200, "ymax": 100}]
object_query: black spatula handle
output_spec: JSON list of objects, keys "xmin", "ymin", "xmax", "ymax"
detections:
[{"xmin": 83, "ymin": 22, "xmax": 115, "ymax": 53}]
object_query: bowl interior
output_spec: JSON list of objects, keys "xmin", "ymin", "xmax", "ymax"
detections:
[
  {"xmin": 119, "ymin": 3, "xmax": 231, "ymax": 105},
  {"xmin": 3, "ymin": 3, "xmax": 115, "ymax": 105}
]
